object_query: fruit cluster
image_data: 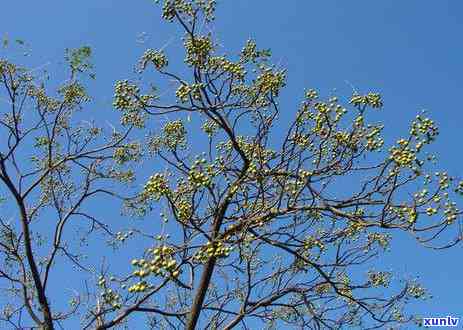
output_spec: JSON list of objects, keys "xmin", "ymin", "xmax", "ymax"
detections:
[
  {"xmin": 128, "ymin": 245, "xmax": 180, "ymax": 293},
  {"xmin": 144, "ymin": 173, "xmax": 170, "ymax": 200},
  {"xmin": 194, "ymin": 240, "xmax": 231, "ymax": 263}
]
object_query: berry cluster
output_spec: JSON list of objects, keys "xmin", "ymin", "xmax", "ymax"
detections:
[
  {"xmin": 175, "ymin": 83, "xmax": 202, "ymax": 102},
  {"xmin": 254, "ymin": 67, "xmax": 286, "ymax": 97},
  {"xmin": 367, "ymin": 271, "xmax": 391, "ymax": 288},
  {"xmin": 139, "ymin": 49, "xmax": 168, "ymax": 71},
  {"xmin": 175, "ymin": 199, "xmax": 192, "ymax": 222},
  {"xmin": 194, "ymin": 240, "xmax": 231, "ymax": 263},
  {"xmin": 163, "ymin": 120, "xmax": 187, "ymax": 149},
  {"xmin": 128, "ymin": 246, "xmax": 180, "ymax": 293},
  {"xmin": 97, "ymin": 276, "xmax": 122, "ymax": 309},
  {"xmin": 58, "ymin": 82, "xmax": 90, "ymax": 106},
  {"xmin": 113, "ymin": 80, "xmax": 139, "ymax": 110},
  {"xmin": 188, "ymin": 158, "xmax": 213, "ymax": 188},
  {"xmin": 350, "ymin": 92, "xmax": 383, "ymax": 109},
  {"xmin": 113, "ymin": 142, "xmax": 141, "ymax": 165},
  {"xmin": 389, "ymin": 145, "xmax": 415, "ymax": 167},
  {"xmin": 207, "ymin": 56, "xmax": 245, "ymax": 80},
  {"xmin": 143, "ymin": 173, "xmax": 170, "ymax": 200},
  {"xmin": 184, "ymin": 36, "xmax": 213, "ymax": 67},
  {"xmin": 201, "ymin": 120, "xmax": 219, "ymax": 137}
]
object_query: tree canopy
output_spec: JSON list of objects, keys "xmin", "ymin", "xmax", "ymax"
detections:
[{"xmin": 0, "ymin": 1, "xmax": 461, "ymax": 329}]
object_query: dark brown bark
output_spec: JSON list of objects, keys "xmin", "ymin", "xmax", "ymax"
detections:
[
  {"xmin": 185, "ymin": 257, "xmax": 216, "ymax": 330},
  {"xmin": 0, "ymin": 159, "xmax": 54, "ymax": 330}
]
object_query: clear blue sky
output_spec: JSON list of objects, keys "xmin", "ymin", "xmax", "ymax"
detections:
[{"xmin": 1, "ymin": 1, "xmax": 462, "ymax": 328}]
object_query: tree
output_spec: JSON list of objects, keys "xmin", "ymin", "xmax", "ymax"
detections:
[{"xmin": 0, "ymin": 1, "xmax": 461, "ymax": 329}]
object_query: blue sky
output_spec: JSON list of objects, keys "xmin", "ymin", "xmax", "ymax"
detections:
[{"xmin": 1, "ymin": 0, "xmax": 462, "ymax": 328}]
